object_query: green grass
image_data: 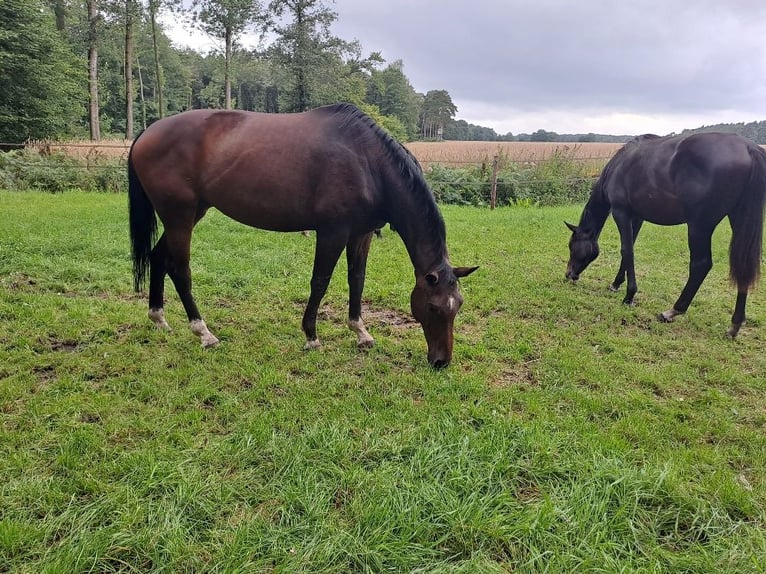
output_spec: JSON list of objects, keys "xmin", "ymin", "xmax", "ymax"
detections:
[{"xmin": 1, "ymin": 191, "xmax": 765, "ymax": 573}]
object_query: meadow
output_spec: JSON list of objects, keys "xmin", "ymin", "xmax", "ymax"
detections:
[{"xmin": 1, "ymin": 191, "xmax": 765, "ymax": 573}]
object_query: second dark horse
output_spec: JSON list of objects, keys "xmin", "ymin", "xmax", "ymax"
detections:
[
  {"xmin": 566, "ymin": 132, "xmax": 766, "ymax": 337},
  {"xmin": 128, "ymin": 103, "xmax": 477, "ymax": 368}
]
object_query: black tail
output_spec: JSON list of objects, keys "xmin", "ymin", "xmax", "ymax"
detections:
[
  {"xmin": 128, "ymin": 134, "xmax": 157, "ymax": 292},
  {"xmin": 729, "ymin": 145, "xmax": 766, "ymax": 290}
]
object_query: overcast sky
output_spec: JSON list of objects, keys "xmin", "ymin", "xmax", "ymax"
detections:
[{"xmin": 165, "ymin": 0, "xmax": 766, "ymax": 136}]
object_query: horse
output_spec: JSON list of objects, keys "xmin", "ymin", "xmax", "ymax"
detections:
[
  {"xmin": 128, "ymin": 103, "xmax": 477, "ymax": 368},
  {"xmin": 565, "ymin": 132, "xmax": 766, "ymax": 337}
]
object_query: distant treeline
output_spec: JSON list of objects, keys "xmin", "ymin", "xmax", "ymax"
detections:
[{"xmin": 444, "ymin": 118, "xmax": 766, "ymax": 144}]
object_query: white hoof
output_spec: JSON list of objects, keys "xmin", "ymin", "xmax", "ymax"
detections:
[
  {"xmin": 148, "ymin": 308, "xmax": 171, "ymax": 330},
  {"xmin": 348, "ymin": 319, "xmax": 374, "ymax": 349},
  {"xmin": 304, "ymin": 339, "xmax": 321, "ymax": 350},
  {"xmin": 190, "ymin": 319, "xmax": 219, "ymax": 348}
]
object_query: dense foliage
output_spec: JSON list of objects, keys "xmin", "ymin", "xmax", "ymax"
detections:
[
  {"xmin": 0, "ymin": 0, "xmax": 447, "ymax": 144},
  {"xmin": 0, "ymin": 0, "xmax": 85, "ymax": 142}
]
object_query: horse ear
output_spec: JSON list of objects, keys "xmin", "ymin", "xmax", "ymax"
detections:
[
  {"xmin": 453, "ymin": 266, "xmax": 479, "ymax": 278},
  {"xmin": 565, "ymin": 221, "xmax": 578, "ymax": 233}
]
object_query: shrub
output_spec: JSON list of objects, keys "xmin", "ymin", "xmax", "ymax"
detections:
[
  {"xmin": 0, "ymin": 149, "xmax": 126, "ymax": 193},
  {"xmin": 424, "ymin": 149, "xmax": 600, "ymax": 207}
]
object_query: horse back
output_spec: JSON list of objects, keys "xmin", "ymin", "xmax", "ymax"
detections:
[
  {"xmin": 606, "ymin": 132, "xmax": 757, "ymax": 225},
  {"xmin": 129, "ymin": 108, "xmax": 384, "ymax": 233}
]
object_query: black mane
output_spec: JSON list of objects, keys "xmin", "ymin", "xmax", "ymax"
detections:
[{"xmin": 320, "ymin": 103, "xmax": 447, "ymax": 248}]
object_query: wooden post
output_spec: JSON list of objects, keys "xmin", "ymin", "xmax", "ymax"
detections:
[{"xmin": 490, "ymin": 154, "xmax": 499, "ymax": 209}]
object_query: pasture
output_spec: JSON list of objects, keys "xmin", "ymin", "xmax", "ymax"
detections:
[{"xmin": 1, "ymin": 191, "xmax": 765, "ymax": 572}]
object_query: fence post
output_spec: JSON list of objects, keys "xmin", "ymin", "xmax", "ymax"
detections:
[{"xmin": 490, "ymin": 154, "xmax": 499, "ymax": 209}]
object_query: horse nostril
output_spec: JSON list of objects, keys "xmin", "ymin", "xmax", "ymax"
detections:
[{"xmin": 431, "ymin": 359, "xmax": 449, "ymax": 370}]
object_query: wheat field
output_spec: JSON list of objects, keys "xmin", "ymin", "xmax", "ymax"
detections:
[{"xmin": 27, "ymin": 139, "xmax": 623, "ymax": 167}]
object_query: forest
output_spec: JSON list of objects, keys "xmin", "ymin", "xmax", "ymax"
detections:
[
  {"xmin": 2, "ymin": 0, "xmax": 766, "ymax": 146},
  {"xmin": 1, "ymin": 0, "xmax": 469, "ymax": 144}
]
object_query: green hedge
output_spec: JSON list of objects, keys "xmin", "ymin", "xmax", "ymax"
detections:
[
  {"xmin": 424, "ymin": 150, "xmax": 600, "ymax": 207},
  {"xmin": 0, "ymin": 148, "xmax": 600, "ymax": 206},
  {"xmin": 0, "ymin": 149, "xmax": 126, "ymax": 193}
]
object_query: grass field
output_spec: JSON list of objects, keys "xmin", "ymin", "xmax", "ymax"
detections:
[{"xmin": 1, "ymin": 191, "xmax": 765, "ymax": 572}]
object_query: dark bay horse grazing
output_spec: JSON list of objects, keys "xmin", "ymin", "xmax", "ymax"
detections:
[
  {"xmin": 128, "ymin": 103, "xmax": 477, "ymax": 368},
  {"xmin": 566, "ymin": 132, "xmax": 766, "ymax": 337}
]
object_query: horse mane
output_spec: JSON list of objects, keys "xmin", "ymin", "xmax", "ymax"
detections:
[{"xmin": 319, "ymin": 103, "xmax": 447, "ymax": 249}]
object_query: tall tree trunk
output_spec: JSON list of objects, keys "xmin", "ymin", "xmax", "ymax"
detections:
[
  {"xmin": 224, "ymin": 26, "xmax": 232, "ymax": 109},
  {"xmin": 87, "ymin": 0, "xmax": 100, "ymax": 141},
  {"xmin": 136, "ymin": 56, "xmax": 147, "ymax": 130},
  {"xmin": 295, "ymin": 4, "xmax": 306, "ymax": 111},
  {"xmin": 124, "ymin": 0, "xmax": 135, "ymax": 139},
  {"xmin": 149, "ymin": 1, "xmax": 164, "ymax": 118},
  {"xmin": 52, "ymin": 0, "xmax": 66, "ymax": 30}
]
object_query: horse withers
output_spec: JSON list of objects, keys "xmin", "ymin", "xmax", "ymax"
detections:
[
  {"xmin": 566, "ymin": 132, "xmax": 766, "ymax": 337},
  {"xmin": 128, "ymin": 103, "xmax": 477, "ymax": 368}
]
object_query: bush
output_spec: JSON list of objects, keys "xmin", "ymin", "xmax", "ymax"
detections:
[
  {"xmin": 424, "ymin": 149, "xmax": 600, "ymax": 207},
  {"xmin": 0, "ymin": 149, "xmax": 126, "ymax": 193}
]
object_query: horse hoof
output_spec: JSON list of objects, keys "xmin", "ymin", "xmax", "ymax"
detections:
[
  {"xmin": 609, "ymin": 284, "xmax": 619, "ymax": 292},
  {"xmin": 201, "ymin": 334, "xmax": 220, "ymax": 348},
  {"xmin": 304, "ymin": 339, "xmax": 321, "ymax": 350},
  {"xmin": 726, "ymin": 324, "xmax": 743, "ymax": 338},
  {"xmin": 357, "ymin": 338, "xmax": 375, "ymax": 349},
  {"xmin": 658, "ymin": 312, "xmax": 674, "ymax": 323}
]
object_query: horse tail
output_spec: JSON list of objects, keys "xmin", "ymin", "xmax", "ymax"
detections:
[
  {"xmin": 128, "ymin": 133, "xmax": 157, "ymax": 292},
  {"xmin": 729, "ymin": 145, "xmax": 766, "ymax": 290}
]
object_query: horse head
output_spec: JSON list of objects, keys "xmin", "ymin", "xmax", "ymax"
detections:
[
  {"xmin": 410, "ymin": 265, "xmax": 478, "ymax": 369},
  {"xmin": 565, "ymin": 222, "xmax": 600, "ymax": 281}
]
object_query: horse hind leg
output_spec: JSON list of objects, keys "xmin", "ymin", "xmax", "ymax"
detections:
[
  {"xmin": 346, "ymin": 232, "xmax": 375, "ymax": 348},
  {"xmin": 164, "ymin": 207, "xmax": 219, "ymax": 348},
  {"xmin": 727, "ymin": 291, "xmax": 747, "ymax": 338},
  {"xmin": 148, "ymin": 233, "xmax": 171, "ymax": 330},
  {"xmin": 659, "ymin": 226, "xmax": 713, "ymax": 324}
]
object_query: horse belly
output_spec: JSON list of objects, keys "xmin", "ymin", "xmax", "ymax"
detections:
[
  {"xmin": 633, "ymin": 192, "xmax": 685, "ymax": 225},
  {"xmin": 212, "ymin": 194, "xmax": 315, "ymax": 232}
]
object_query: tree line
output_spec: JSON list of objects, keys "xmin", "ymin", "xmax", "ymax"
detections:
[
  {"xmin": 1, "ymin": 0, "xmax": 470, "ymax": 144},
  {"xmin": 2, "ymin": 0, "xmax": 765, "ymax": 146}
]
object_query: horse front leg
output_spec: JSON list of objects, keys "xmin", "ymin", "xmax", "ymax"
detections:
[
  {"xmin": 610, "ymin": 218, "xmax": 643, "ymax": 292},
  {"xmin": 302, "ymin": 229, "xmax": 348, "ymax": 350},
  {"xmin": 346, "ymin": 232, "xmax": 375, "ymax": 348},
  {"xmin": 612, "ymin": 211, "xmax": 638, "ymax": 305},
  {"xmin": 659, "ymin": 226, "xmax": 713, "ymax": 323}
]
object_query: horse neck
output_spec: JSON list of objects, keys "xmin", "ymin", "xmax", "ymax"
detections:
[
  {"xmin": 386, "ymin": 176, "xmax": 449, "ymax": 275},
  {"xmin": 579, "ymin": 183, "xmax": 612, "ymax": 236}
]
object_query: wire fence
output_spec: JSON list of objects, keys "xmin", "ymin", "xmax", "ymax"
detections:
[{"xmin": 0, "ymin": 140, "xmax": 606, "ymax": 205}]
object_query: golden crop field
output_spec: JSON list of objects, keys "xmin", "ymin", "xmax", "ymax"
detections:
[
  {"xmin": 404, "ymin": 141, "xmax": 623, "ymax": 167},
  {"xmin": 27, "ymin": 139, "xmax": 132, "ymax": 161},
  {"xmin": 27, "ymin": 139, "xmax": 624, "ymax": 167}
]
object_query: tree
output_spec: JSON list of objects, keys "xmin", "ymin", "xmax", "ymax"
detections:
[
  {"xmin": 268, "ymin": 0, "xmax": 355, "ymax": 112},
  {"xmin": 0, "ymin": 0, "xmax": 84, "ymax": 142},
  {"xmin": 87, "ymin": 0, "xmax": 101, "ymax": 139},
  {"xmin": 124, "ymin": 0, "xmax": 140, "ymax": 137},
  {"xmin": 192, "ymin": 0, "xmax": 266, "ymax": 109},
  {"xmin": 419, "ymin": 89, "xmax": 457, "ymax": 140},
  {"xmin": 367, "ymin": 60, "xmax": 420, "ymax": 140}
]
